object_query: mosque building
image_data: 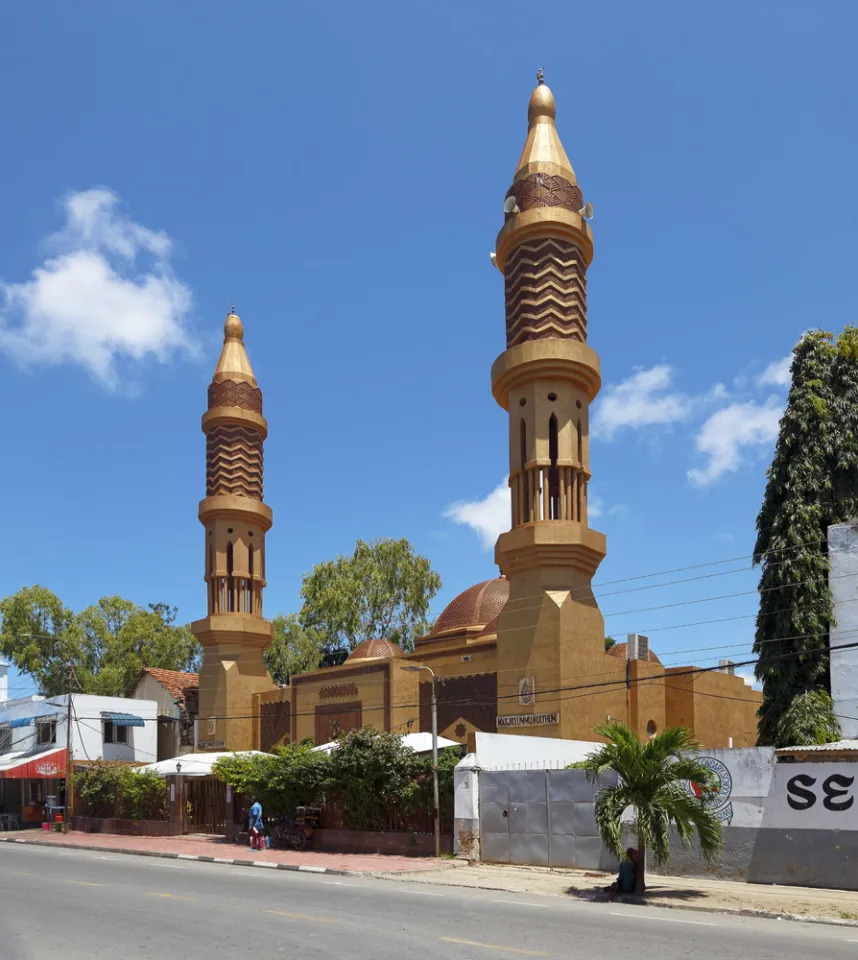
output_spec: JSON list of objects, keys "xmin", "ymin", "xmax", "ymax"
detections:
[{"xmin": 192, "ymin": 76, "xmax": 761, "ymax": 754}]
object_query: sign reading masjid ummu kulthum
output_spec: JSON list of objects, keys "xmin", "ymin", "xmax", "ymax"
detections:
[{"xmin": 496, "ymin": 713, "xmax": 559, "ymax": 729}]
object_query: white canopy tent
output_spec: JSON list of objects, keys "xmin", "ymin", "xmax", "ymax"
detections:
[
  {"xmin": 139, "ymin": 751, "xmax": 267, "ymax": 777},
  {"xmin": 311, "ymin": 732, "xmax": 459, "ymax": 755}
]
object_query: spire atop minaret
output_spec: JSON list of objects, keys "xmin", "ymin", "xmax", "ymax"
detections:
[
  {"xmin": 514, "ymin": 72, "xmax": 576, "ymax": 184},
  {"xmin": 213, "ymin": 307, "xmax": 257, "ymax": 385}
]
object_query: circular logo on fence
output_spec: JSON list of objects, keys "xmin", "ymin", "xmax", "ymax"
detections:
[{"xmin": 687, "ymin": 756, "xmax": 733, "ymax": 824}]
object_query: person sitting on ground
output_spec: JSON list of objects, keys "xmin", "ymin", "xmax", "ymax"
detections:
[
  {"xmin": 248, "ymin": 796, "xmax": 264, "ymax": 851},
  {"xmin": 604, "ymin": 848, "xmax": 638, "ymax": 898}
]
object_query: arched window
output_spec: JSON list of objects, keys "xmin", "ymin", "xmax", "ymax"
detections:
[
  {"xmin": 548, "ymin": 414, "xmax": 559, "ymax": 519},
  {"xmin": 248, "ymin": 546, "xmax": 255, "ymax": 614},
  {"xmin": 519, "ymin": 418, "xmax": 527, "ymax": 470},
  {"xmin": 226, "ymin": 542, "xmax": 234, "ymax": 612},
  {"xmin": 577, "ymin": 418, "xmax": 583, "ymax": 464}
]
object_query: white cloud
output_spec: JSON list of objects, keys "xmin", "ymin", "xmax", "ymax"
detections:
[
  {"xmin": 687, "ymin": 397, "xmax": 783, "ymax": 486},
  {"xmin": 0, "ymin": 188, "xmax": 195, "ymax": 389},
  {"xmin": 736, "ymin": 670, "xmax": 761, "ymax": 690},
  {"xmin": 592, "ymin": 365, "xmax": 692, "ymax": 440},
  {"xmin": 589, "ymin": 493, "xmax": 605, "ymax": 518},
  {"xmin": 444, "ymin": 479, "xmax": 510, "ymax": 549},
  {"xmin": 758, "ymin": 355, "xmax": 792, "ymax": 388}
]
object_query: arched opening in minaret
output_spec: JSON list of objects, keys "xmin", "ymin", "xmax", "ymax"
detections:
[
  {"xmin": 226, "ymin": 541, "xmax": 235, "ymax": 613},
  {"xmin": 548, "ymin": 414, "xmax": 560, "ymax": 519},
  {"xmin": 519, "ymin": 418, "xmax": 527, "ymax": 470},
  {"xmin": 248, "ymin": 545, "xmax": 255, "ymax": 615},
  {"xmin": 208, "ymin": 546, "xmax": 214, "ymax": 614},
  {"xmin": 577, "ymin": 418, "xmax": 583, "ymax": 464}
]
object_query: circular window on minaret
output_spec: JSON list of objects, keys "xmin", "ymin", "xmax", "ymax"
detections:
[
  {"xmin": 519, "ymin": 398, "xmax": 526, "ymax": 406},
  {"xmin": 646, "ymin": 720, "xmax": 657, "ymax": 738},
  {"xmin": 548, "ymin": 392, "xmax": 557, "ymax": 402},
  {"xmin": 576, "ymin": 400, "xmax": 582, "ymax": 409}
]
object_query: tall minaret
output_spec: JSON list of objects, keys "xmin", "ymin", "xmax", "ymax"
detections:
[
  {"xmin": 191, "ymin": 308, "xmax": 274, "ymax": 751},
  {"xmin": 491, "ymin": 73, "xmax": 609, "ymax": 738}
]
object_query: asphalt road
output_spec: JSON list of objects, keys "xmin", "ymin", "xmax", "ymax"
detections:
[{"xmin": 1, "ymin": 844, "xmax": 856, "ymax": 960}]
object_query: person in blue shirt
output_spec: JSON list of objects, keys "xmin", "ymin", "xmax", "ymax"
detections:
[
  {"xmin": 604, "ymin": 848, "xmax": 638, "ymax": 898},
  {"xmin": 248, "ymin": 797, "xmax": 264, "ymax": 851}
]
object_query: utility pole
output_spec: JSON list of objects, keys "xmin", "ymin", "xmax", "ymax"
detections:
[
  {"xmin": 402, "ymin": 664, "xmax": 440, "ymax": 858},
  {"xmin": 63, "ymin": 644, "xmax": 73, "ymax": 834}
]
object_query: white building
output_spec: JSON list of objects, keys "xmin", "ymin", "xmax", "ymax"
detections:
[
  {"xmin": 129, "ymin": 668, "xmax": 198, "ymax": 761},
  {"xmin": 0, "ymin": 693, "xmax": 157, "ymax": 826}
]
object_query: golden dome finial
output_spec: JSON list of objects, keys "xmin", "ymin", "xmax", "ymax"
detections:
[
  {"xmin": 514, "ymin": 73, "xmax": 574, "ymax": 184},
  {"xmin": 214, "ymin": 305, "xmax": 255, "ymax": 384}
]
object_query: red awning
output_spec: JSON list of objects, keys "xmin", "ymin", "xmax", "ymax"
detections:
[{"xmin": 0, "ymin": 748, "xmax": 66, "ymax": 779}]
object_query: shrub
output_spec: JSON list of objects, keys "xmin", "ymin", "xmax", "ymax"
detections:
[{"xmin": 74, "ymin": 761, "xmax": 168, "ymax": 820}]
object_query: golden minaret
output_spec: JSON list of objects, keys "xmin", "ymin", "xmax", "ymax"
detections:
[
  {"xmin": 491, "ymin": 73, "xmax": 608, "ymax": 738},
  {"xmin": 191, "ymin": 308, "xmax": 274, "ymax": 751}
]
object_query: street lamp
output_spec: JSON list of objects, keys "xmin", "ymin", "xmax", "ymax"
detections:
[{"xmin": 401, "ymin": 664, "xmax": 439, "ymax": 858}]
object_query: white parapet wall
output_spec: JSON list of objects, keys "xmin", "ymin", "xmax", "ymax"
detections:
[
  {"xmin": 473, "ymin": 731, "xmax": 598, "ymax": 770},
  {"xmin": 829, "ymin": 522, "xmax": 858, "ymax": 738}
]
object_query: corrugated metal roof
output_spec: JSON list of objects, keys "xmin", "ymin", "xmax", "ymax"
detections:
[{"xmin": 776, "ymin": 738, "xmax": 858, "ymax": 753}]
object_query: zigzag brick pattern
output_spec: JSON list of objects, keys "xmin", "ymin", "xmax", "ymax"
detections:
[
  {"xmin": 504, "ymin": 238, "xmax": 587, "ymax": 347},
  {"xmin": 206, "ymin": 424, "xmax": 264, "ymax": 500}
]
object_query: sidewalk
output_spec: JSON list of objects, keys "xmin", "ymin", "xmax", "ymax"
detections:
[
  {"xmin": 0, "ymin": 829, "xmax": 446, "ymax": 875},
  {"xmin": 376, "ymin": 860, "xmax": 858, "ymax": 925}
]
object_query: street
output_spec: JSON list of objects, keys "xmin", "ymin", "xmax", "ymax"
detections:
[{"xmin": 1, "ymin": 844, "xmax": 856, "ymax": 959}]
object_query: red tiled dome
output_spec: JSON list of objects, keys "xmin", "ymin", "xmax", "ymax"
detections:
[
  {"xmin": 432, "ymin": 578, "xmax": 509, "ymax": 636},
  {"xmin": 606, "ymin": 642, "xmax": 662, "ymax": 665},
  {"xmin": 346, "ymin": 638, "xmax": 406, "ymax": 662}
]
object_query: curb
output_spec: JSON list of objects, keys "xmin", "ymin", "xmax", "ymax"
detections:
[{"xmin": 0, "ymin": 836, "xmax": 350, "ymax": 876}]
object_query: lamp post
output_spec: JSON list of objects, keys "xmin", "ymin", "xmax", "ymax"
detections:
[{"xmin": 401, "ymin": 664, "xmax": 439, "ymax": 858}]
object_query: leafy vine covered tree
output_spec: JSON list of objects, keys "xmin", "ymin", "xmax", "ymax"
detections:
[{"xmin": 754, "ymin": 328, "xmax": 858, "ymax": 745}]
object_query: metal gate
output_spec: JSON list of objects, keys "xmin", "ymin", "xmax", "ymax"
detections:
[{"xmin": 479, "ymin": 768, "xmax": 618, "ymax": 870}]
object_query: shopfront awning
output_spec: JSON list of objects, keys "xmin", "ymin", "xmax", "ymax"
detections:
[
  {"xmin": 101, "ymin": 712, "xmax": 145, "ymax": 727},
  {"xmin": 0, "ymin": 747, "xmax": 66, "ymax": 779},
  {"xmin": 3, "ymin": 712, "xmax": 55, "ymax": 729}
]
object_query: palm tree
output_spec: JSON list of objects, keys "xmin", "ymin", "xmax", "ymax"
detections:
[{"xmin": 583, "ymin": 722, "xmax": 723, "ymax": 894}]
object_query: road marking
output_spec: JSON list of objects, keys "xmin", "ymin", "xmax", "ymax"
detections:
[
  {"xmin": 396, "ymin": 889, "xmax": 444, "ymax": 896},
  {"xmin": 149, "ymin": 892, "xmax": 198, "ymax": 901},
  {"xmin": 265, "ymin": 909, "xmax": 339, "ymax": 924},
  {"xmin": 213, "ymin": 857, "xmax": 234, "ymax": 863},
  {"xmin": 68, "ymin": 880, "xmax": 104, "ymax": 887},
  {"xmin": 490, "ymin": 900, "xmax": 550, "ymax": 908},
  {"xmin": 322, "ymin": 881, "xmax": 362, "ymax": 887},
  {"xmin": 253, "ymin": 861, "xmax": 278, "ymax": 868},
  {"xmin": 439, "ymin": 938, "xmax": 550, "ymax": 957},
  {"xmin": 177, "ymin": 854, "xmax": 199, "ymax": 860},
  {"xmin": 93, "ymin": 856, "xmax": 120, "ymax": 861},
  {"xmin": 5, "ymin": 871, "xmax": 36, "ymax": 878},
  {"xmin": 298, "ymin": 865, "xmax": 327, "ymax": 873},
  {"xmin": 608, "ymin": 912, "xmax": 714, "ymax": 926}
]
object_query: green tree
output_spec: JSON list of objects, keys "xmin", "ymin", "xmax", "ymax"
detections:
[
  {"xmin": 0, "ymin": 586, "xmax": 202, "ymax": 696},
  {"xmin": 213, "ymin": 741, "xmax": 329, "ymax": 817},
  {"xmin": 604, "ymin": 636, "xmax": 617, "ymax": 651},
  {"xmin": 775, "ymin": 689, "xmax": 842, "ymax": 747},
  {"xmin": 264, "ymin": 614, "xmax": 326, "ymax": 685},
  {"xmin": 0, "ymin": 586, "xmax": 81, "ymax": 695},
  {"xmin": 583, "ymin": 722, "xmax": 723, "ymax": 894},
  {"xmin": 299, "ymin": 538, "xmax": 441, "ymax": 653},
  {"xmin": 753, "ymin": 329, "xmax": 858, "ymax": 745},
  {"xmin": 325, "ymin": 728, "xmax": 418, "ymax": 830}
]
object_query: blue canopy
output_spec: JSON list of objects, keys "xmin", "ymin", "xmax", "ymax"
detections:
[
  {"xmin": 6, "ymin": 713, "xmax": 55, "ymax": 729},
  {"xmin": 101, "ymin": 712, "xmax": 144, "ymax": 728}
]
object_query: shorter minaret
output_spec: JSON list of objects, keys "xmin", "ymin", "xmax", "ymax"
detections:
[{"xmin": 191, "ymin": 308, "xmax": 274, "ymax": 751}]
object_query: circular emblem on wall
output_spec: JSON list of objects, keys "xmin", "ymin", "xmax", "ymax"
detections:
[
  {"xmin": 519, "ymin": 677, "xmax": 534, "ymax": 706},
  {"xmin": 687, "ymin": 756, "xmax": 734, "ymax": 824}
]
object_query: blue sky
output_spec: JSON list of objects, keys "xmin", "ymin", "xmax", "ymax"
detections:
[{"xmin": 2, "ymin": 2, "xmax": 856, "ymax": 699}]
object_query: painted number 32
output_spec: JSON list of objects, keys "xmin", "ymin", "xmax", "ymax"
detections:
[{"xmin": 787, "ymin": 773, "xmax": 855, "ymax": 811}]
